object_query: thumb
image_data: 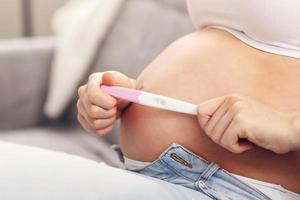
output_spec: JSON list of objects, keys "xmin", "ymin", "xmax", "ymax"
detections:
[
  {"xmin": 197, "ymin": 96, "xmax": 226, "ymax": 128},
  {"xmin": 102, "ymin": 71, "xmax": 137, "ymax": 112},
  {"xmin": 102, "ymin": 71, "xmax": 136, "ymax": 89}
]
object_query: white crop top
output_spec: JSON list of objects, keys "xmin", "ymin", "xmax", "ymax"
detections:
[{"xmin": 186, "ymin": 0, "xmax": 300, "ymax": 58}]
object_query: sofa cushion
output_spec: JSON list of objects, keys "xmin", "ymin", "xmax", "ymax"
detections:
[
  {"xmin": 0, "ymin": 37, "xmax": 55, "ymax": 129},
  {"xmin": 91, "ymin": 0, "xmax": 194, "ymax": 78}
]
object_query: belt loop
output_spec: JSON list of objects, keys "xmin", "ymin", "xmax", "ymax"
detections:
[{"xmin": 198, "ymin": 163, "xmax": 220, "ymax": 182}]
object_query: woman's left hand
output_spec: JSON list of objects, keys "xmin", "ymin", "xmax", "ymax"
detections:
[{"xmin": 197, "ymin": 94, "xmax": 299, "ymax": 154}]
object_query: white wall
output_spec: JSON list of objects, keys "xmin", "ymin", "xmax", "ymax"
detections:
[
  {"xmin": 31, "ymin": 0, "xmax": 68, "ymax": 36},
  {"xmin": 0, "ymin": 0, "xmax": 23, "ymax": 38},
  {"xmin": 0, "ymin": 0, "xmax": 68, "ymax": 38}
]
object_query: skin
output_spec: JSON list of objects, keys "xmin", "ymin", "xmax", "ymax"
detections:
[
  {"xmin": 77, "ymin": 29, "xmax": 300, "ymax": 193},
  {"xmin": 197, "ymin": 95, "xmax": 300, "ymax": 154},
  {"xmin": 77, "ymin": 71, "xmax": 136, "ymax": 134}
]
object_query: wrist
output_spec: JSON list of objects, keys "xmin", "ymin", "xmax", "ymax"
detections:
[{"xmin": 289, "ymin": 112, "xmax": 300, "ymax": 151}]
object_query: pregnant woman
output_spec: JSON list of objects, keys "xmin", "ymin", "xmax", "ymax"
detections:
[{"xmin": 77, "ymin": 1, "xmax": 300, "ymax": 199}]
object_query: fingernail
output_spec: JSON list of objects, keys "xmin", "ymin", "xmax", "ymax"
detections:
[{"xmin": 90, "ymin": 75, "xmax": 101, "ymax": 84}]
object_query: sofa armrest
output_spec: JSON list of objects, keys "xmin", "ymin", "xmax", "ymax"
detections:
[{"xmin": 0, "ymin": 37, "xmax": 55, "ymax": 129}]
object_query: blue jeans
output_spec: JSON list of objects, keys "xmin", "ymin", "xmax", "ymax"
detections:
[{"xmin": 115, "ymin": 144, "xmax": 271, "ymax": 200}]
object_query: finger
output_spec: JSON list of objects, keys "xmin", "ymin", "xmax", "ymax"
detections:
[
  {"xmin": 92, "ymin": 116, "xmax": 116, "ymax": 130},
  {"xmin": 102, "ymin": 71, "xmax": 136, "ymax": 88},
  {"xmin": 87, "ymin": 78, "xmax": 117, "ymax": 109},
  {"xmin": 77, "ymin": 113, "xmax": 94, "ymax": 133},
  {"xmin": 197, "ymin": 96, "xmax": 227, "ymax": 128},
  {"xmin": 204, "ymin": 99, "xmax": 229, "ymax": 136},
  {"xmin": 95, "ymin": 124, "xmax": 114, "ymax": 136},
  {"xmin": 88, "ymin": 72, "xmax": 104, "ymax": 84},
  {"xmin": 78, "ymin": 85, "xmax": 87, "ymax": 97},
  {"xmin": 102, "ymin": 71, "xmax": 137, "ymax": 110},
  {"xmin": 198, "ymin": 96, "xmax": 228, "ymax": 117},
  {"xmin": 197, "ymin": 113, "xmax": 210, "ymax": 129},
  {"xmin": 209, "ymin": 108, "xmax": 235, "ymax": 144},
  {"xmin": 83, "ymin": 96, "xmax": 117, "ymax": 119},
  {"xmin": 77, "ymin": 100, "xmax": 95, "ymax": 128},
  {"xmin": 221, "ymin": 122, "xmax": 253, "ymax": 153}
]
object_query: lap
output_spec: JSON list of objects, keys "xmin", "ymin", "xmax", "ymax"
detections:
[{"xmin": 0, "ymin": 142, "xmax": 209, "ymax": 200}]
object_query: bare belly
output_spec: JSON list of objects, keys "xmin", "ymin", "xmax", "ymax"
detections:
[{"xmin": 120, "ymin": 29, "xmax": 300, "ymax": 193}]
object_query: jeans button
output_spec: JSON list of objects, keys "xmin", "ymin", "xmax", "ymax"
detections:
[{"xmin": 198, "ymin": 181, "xmax": 207, "ymax": 189}]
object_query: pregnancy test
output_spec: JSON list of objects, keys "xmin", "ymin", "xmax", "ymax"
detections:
[{"xmin": 101, "ymin": 85, "xmax": 198, "ymax": 115}]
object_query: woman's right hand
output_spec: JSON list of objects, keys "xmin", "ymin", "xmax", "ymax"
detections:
[{"xmin": 77, "ymin": 71, "xmax": 136, "ymax": 136}]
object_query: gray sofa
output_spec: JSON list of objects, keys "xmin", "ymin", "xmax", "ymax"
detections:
[{"xmin": 0, "ymin": 0, "xmax": 194, "ymax": 165}]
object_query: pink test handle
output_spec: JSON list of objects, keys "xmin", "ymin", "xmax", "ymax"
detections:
[{"xmin": 100, "ymin": 85, "xmax": 141, "ymax": 103}]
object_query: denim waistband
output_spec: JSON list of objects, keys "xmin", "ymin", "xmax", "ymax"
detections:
[{"xmin": 113, "ymin": 144, "xmax": 272, "ymax": 200}]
